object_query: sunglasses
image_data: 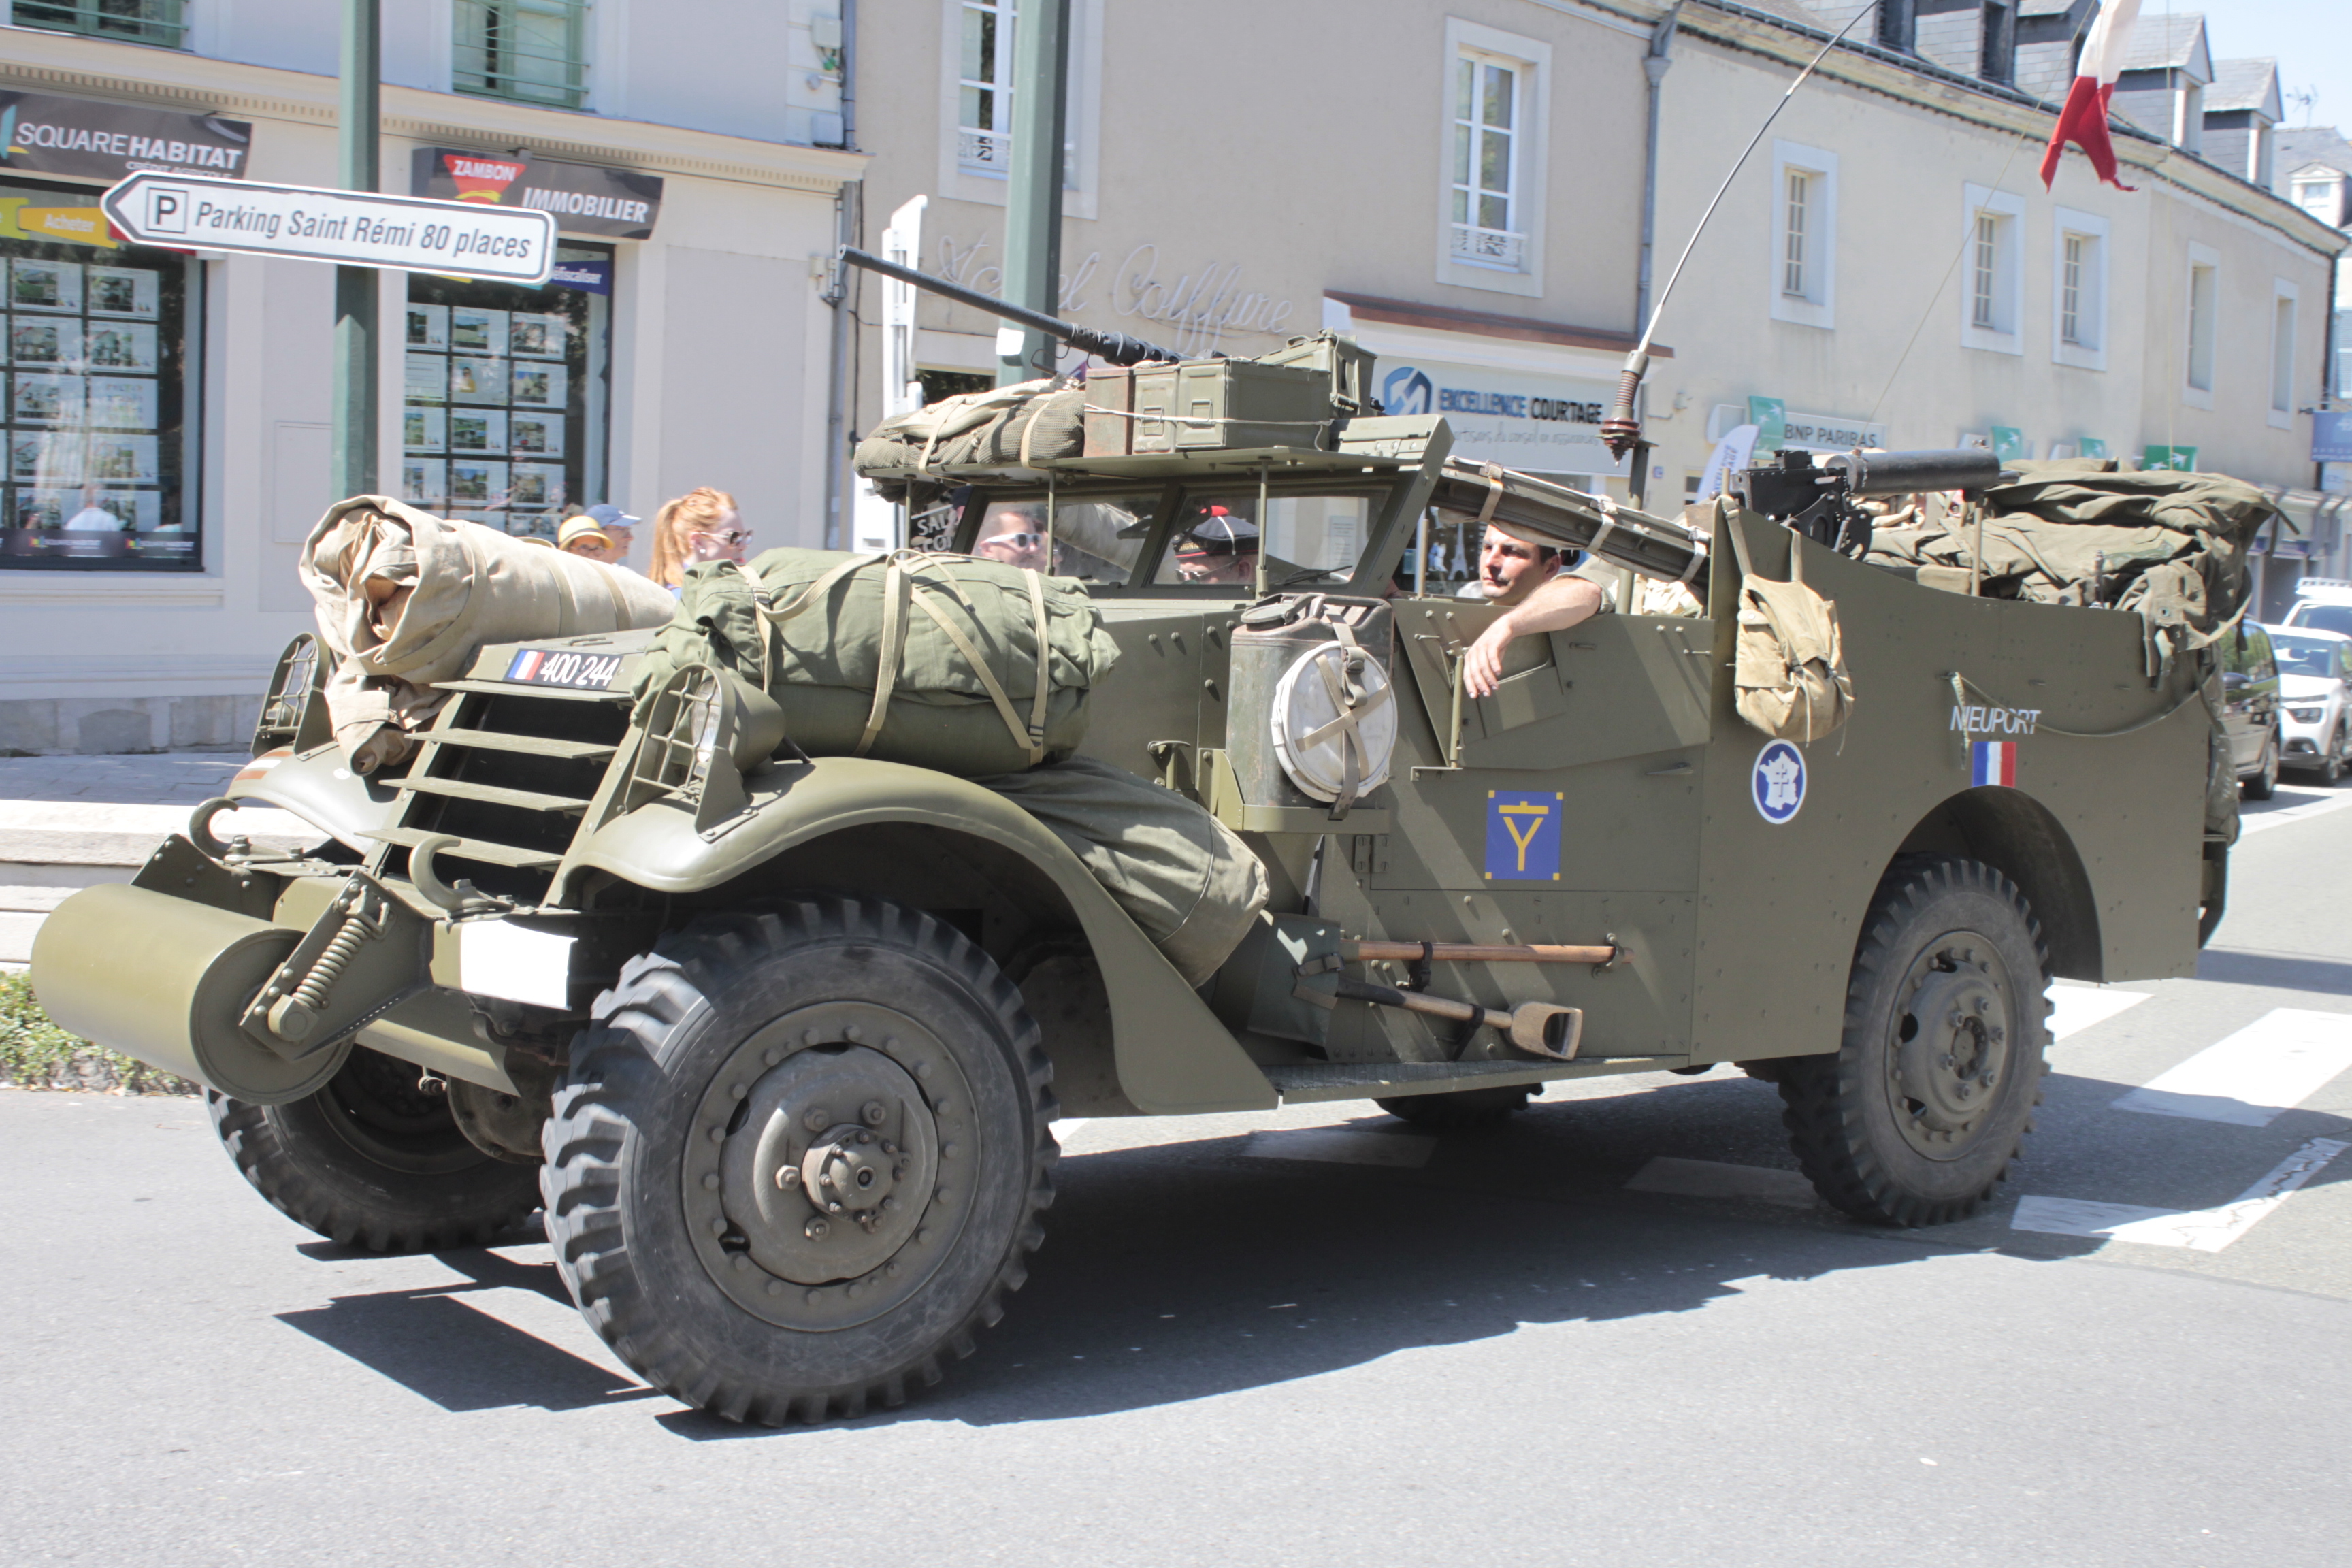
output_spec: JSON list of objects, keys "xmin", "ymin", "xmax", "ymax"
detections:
[
  {"xmin": 986, "ymin": 531, "xmax": 1047, "ymax": 549},
  {"xmin": 691, "ymin": 529, "xmax": 752, "ymax": 546}
]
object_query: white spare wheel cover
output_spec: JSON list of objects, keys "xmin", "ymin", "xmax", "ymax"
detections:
[{"xmin": 1270, "ymin": 642, "xmax": 1397, "ymax": 803}]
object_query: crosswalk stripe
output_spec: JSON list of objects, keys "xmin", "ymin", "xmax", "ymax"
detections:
[
  {"xmin": 2046, "ymin": 983, "xmax": 2152, "ymax": 1041},
  {"xmin": 2112, "ymin": 1008, "xmax": 2352, "ymax": 1126},
  {"xmin": 2010, "ymin": 1138, "xmax": 2349, "ymax": 1252}
]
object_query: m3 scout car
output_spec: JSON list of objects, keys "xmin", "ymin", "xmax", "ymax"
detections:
[{"xmin": 33, "ymin": 389, "xmax": 2219, "ymax": 1426}]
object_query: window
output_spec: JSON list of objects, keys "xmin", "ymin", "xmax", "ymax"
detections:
[
  {"xmin": 1452, "ymin": 53, "xmax": 1523, "ymax": 272},
  {"xmin": 1959, "ymin": 183, "xmax": 2023, "ymax": 354},
  {"xmin": 1784, "ymin": 171, "xmax": 1812, "ymax": 298},
  {"xmin": 2295, "ymin": 177, "xmax": 2344, "ymax": 228},
  {"xmin": 957, "ymin": 0, "xmax": 1015, "ymax": 174},
  {"xmin": 455, "ymin": 1, "xmax": 590, "ymax": 111},
  {"xmin": 3, "ymin": 175, "xmax": 200, "ymax": 572},
  {"xmin": 10, "ymin": 0, "xmax": 185, "ymax": 48},
  {"xmin": 2270, "ymin": 280, "xmax": 2299, "ymax": 429},
  {"xmin": 1980, "ymin": 1, "xmax": 2014, "ymax": 85},
  {"xmin": 1769, "ymin": 141, "xmax": 1837, "ymax": 329},
  {"xmin": 1876, "ymin": 0, "xmax": 1916, "ymax": 52},
  {"xmin": 2051, "ymin": 207, "xmax": 2109, "ymax": 370},
  {"xmin": 935, "ymin": 0, "xmax": 1104, "ymax": 218},
  {"xmin": 401, "ymin": 246, "xmax": 613, "ymax": 541},
  {"xmin": 1435, "ymin": 19, "xmax": 1550, "ymax": 299},
  {"xmin": 2184, "ymin": 244, "xmax": 2219, "ymax": 406}
]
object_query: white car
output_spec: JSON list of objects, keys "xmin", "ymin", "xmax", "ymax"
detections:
[
  {"xmin": 2268, "ymin": 623, "xmax": 2352, "ymax": 783},
  {"xmin": 2285, "ymin": 578, "xmax": 2352, "ymax": 639}
]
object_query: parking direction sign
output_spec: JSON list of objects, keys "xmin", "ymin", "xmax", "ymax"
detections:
[{"xmin": 100, "ymin": 171, "xmax": 555, "ymax": 283}]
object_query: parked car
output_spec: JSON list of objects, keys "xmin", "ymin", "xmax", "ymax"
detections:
[
  {"xmin": 2222, "ymin": 621, "xmax": 2283, "ymax": 799},
  {"xmin": 2268, "ymin": 625, "xmax": 2352, "ymax": 783},
  {"xmin": 2285, "ymin": 578, "xmax": 2352, "ymax": 638}
]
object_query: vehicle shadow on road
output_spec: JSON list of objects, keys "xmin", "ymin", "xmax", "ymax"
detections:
[
  {"xmin": 652, "ymin": 1079, "xmax": 2095, "ymax": 1441},
  {"xmin": 2193, "ymin": 948, "xmax": 2352, "ymax": 994},
  {"xmin": 275, "ymin": 1245, "xmax": 659, "ymax": 1415}
]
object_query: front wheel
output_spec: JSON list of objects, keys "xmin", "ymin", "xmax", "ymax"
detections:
[
  {"xmin": 210, "ymin": 1047, "xmax": 544, "ymax": 1252},
  {"xmin": 2321, "ymin": 728, "xmax": 2347, "ymax": 785},
  {"xmin": 1775, "ymin": 856, "xmax": 2048, "ymax": 1228},
  {"xmin": 2244, "ymin": 734, "xmax": 2280, "ymax": 800},
  {"xmin": 541, "ymin": 899, "xmax": 1057, "ymax": 1424}
]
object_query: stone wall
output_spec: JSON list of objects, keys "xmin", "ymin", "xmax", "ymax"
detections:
[{"xmin": 0, "ymin": 694, "xmax": 262, "ymax": 756}]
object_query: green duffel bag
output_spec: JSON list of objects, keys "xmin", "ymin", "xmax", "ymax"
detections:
[{"xmin": 635, "ymin": 548, "xmax": 1122, "ymax": 776}]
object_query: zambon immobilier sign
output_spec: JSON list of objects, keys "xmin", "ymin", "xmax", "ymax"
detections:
[{"xmin": 101, "ymin": 171, "xmax": 555, "ymax": 283}]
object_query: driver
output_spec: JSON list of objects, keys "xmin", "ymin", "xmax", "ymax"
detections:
[
  {"xmin": 973, "ymin": 504, "xmax": 1051, "ymax": 571},
  {"xmin": 1460, "ymin": 528, "xmax": 1603, "ymax": 698},
  {"xmin": 1173, "ymin": 507, "xmax": 1259, "ymax": 586}
]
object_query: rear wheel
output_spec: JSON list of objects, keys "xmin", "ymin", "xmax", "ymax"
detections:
[
  {"xmin": 2321, "ymin": 728, "xmax": 2347, "ymax": 785},
  {"xmin": 540, "ymin": 899, "xmax": 1056, "ymax": 1424},
  {"xmin": 1375, "ymin": 1084, "xmax": 1535, "ymax": 1129},
  {"xmin": 209, "ymin": 1046, "xmax": 544, "ymax": 1252},
  {"xmin": 1775, "ymin": 856, "xmax": 2048, "ymax": 1228}
]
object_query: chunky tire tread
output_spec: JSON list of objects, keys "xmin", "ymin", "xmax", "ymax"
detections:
[
  {"xmin": 541, "ymin": 898, "xmax": 1057, "ymax": 1426},
  {"xmin": 1774, "ymin": 855, "xmax": 2051, "ymax": 1229},
  {"xmin": 209, "ymin": 1068, "xmax": 541, "ymax": 1254},
  {"xmin": 1374, "ymin": 1084, "xmax": 1537, "ymax": 1130}
]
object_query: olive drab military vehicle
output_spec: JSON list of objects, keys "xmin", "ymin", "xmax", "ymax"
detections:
[{"xmin": 31, "ymin": 321, "xmax": 2227, "ymax": 1427}]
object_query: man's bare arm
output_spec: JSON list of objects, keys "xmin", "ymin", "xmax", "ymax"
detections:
[{"xmin": 1461, "ymin": 574, "xmax": 1604, "ymax": 698}]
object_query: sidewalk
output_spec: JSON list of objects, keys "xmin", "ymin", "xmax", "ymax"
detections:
[{"xmin": 0, "ymin": 751, "xmax": 314, "ymax": 966}]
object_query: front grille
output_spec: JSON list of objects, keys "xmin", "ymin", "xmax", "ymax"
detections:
[{"xmin": 368, "ymin": 688, "xmax": 630, "ymax": 906}]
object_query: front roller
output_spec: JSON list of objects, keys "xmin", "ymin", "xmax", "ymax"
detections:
[{"xmin": 30, "ymin": 883, "xmax": 349, "ymax": 1104}]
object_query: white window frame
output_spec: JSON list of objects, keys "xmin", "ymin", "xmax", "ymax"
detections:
[
  {"xmin": 1957, "ymin": 183, "xmax": 2024, "ymax": 355},
  {"xmin": 934, "ymin": 0, "xmax": 1105, "ymax": 220},
  {"xmin": 1434, "ymin": 18, "xmax": 1550, "ymax": 301},
  {"xmin": 1769, "ymin": 140, "xmax": 1837, "ymax": 329},
  {"xmin": 2183, "ymin": 240, "xmax": 2219, "ymax": 410},
  {"xmin": 2270, "ymin": 277, "xmax": 2300, "ymax": 430},
  {"xmin": 2050, "ymin": 206, "xmax": 2109, "ymax": 372}
]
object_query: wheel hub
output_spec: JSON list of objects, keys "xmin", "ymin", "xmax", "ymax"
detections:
[
  {"xmin": 1886, "ymin": 943, "xmax": 2012, "ymax": 1157},
  {"xmin": 685, "ymin": 1002, "xmax": 974, "ymax": 1330}
]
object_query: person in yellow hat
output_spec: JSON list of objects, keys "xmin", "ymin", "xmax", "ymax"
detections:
[{"xmin": 557, "ymin": 504, "xmax": 639, "ymax": 568}]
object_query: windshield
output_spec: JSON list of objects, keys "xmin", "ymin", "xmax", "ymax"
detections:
[
  {"xmin": 2270, "ymin": 632, "xmax": 2349, "ymax": 678},
  {"xmin": 2292, "ymin": 603, "xmax": 2352, "ymax": 638},
  {"xmin": 1152, "ymin": 491, "xmax": 1371, "ymax": 593},
  {"xmin": 959, "ymin": 494, "xmax": 1156, "ymax": 586}
]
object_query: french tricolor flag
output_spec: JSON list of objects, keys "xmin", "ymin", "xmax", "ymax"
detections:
[
  {"xmin": 2040, "ymin": 0, "xmax": 2140, "ymax": 191},
  {"xmin": 507, "ymin": 649, "xmax": 547, "ymax": 681},
  {"xmin": 1972, "ymin": 740, "xmax": 2019, "ymax": 789}
]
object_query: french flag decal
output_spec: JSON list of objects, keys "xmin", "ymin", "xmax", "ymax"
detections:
[
  {"xmin": 1972, "ymin": 740, "xmax": 2017, "ymax": 788},
  {"xmin": 506, "ymin": 649, "xmax": 546, "ymax": 681}
]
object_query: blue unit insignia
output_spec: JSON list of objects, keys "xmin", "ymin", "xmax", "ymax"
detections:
[{"xmin": 1484, "ymin": 790, "xmax": 1563, "ymax": 881}]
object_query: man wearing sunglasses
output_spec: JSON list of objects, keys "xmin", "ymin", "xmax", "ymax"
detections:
[{"xmin": 974, "ymin": 505, "xmax": 1052, "ymax": 571}]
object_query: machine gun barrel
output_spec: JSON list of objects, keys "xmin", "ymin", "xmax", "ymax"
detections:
[
  {"xmin": 1822, "ymin": 448, "xmax": 2004, "ymax": 497},
  {"xmin": 837, "ymin": 247, "xmax": 1177, "ymax": 368}
]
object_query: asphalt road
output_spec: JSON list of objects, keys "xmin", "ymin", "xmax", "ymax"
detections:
[{"xmin": 5, "ymin": 783, "xmax": 2351, "ymax": 1567}]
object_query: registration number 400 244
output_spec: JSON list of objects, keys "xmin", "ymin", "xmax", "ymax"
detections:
[{"xmin": 504, "ymin": 648, "xmax": 625, "ymax": 689}]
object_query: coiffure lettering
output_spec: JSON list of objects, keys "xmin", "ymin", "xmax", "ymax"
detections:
[
  {"xmin": 1437, "ymin": 387, "xmax": 1607, "ymax": 425},
  {"xmin": 10, "ymin": 120, "xmax": 245, "ymax": 172}
]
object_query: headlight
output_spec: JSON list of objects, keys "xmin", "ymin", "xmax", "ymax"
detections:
[{"xmin": 2288, "ymin": 706, "xmax": 2325, "ymax": 723}]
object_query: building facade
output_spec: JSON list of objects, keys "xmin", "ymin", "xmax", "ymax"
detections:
[{"xmin": 0, "ymin": 2, "xmax": 862, "ymax": 755}]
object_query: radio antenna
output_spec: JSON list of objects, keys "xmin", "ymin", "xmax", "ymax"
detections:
[{"xmin": 1600, "ymin": 6, "xmax": 1872, "ymax": 458}]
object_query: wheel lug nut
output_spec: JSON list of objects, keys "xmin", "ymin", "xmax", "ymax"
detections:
[
  {"xmin": 805, "ymin": 1218, "xmax": 828, "ymax": 1239},
  {"xmin": 729, "ymin": 1083, "xmax": 746, "ymax": 1099},
  {"xmin": 803, "ymin": 1107, "xmax": 830, "ymax": 1132},
  {"xmin": 776, "ymin": 1167, "xmax": 799, "ymax": 1188},
  {"xmin": 1940, "ymin": 1054, "xmax": 1955, "ymax": 1069},
  {"xmin": 857, "ymin": 1130, "xmax": 874, "ymax": 1145},
  {"xmin": 702, "ymin": 1173, "xmax": 720, "ymax": 1190},
  {"xmin": 845, "ymin": 1024, "xmax": 864, "ymax": 1041},
  {"xmin": 882, "ymin": 1197, "xmax": 900, "ymax": 1211},
  {"xmin": 862, "ymin": 1100, "xmax": 887, "ymax": 1126}
]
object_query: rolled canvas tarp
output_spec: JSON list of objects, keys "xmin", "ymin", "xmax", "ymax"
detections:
[{"xmin": 300, "ymin": 495, "xmax": 677, "ymax": 772}]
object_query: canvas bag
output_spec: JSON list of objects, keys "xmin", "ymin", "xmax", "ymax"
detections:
[
  {"xmin": 1725, "ymin": 513, "xmax": 1856, "ymax": 743},
  {"xmin": 632, "ymin": 547, "xmax": 1122, "ymax": 777},
  {"xmin": 301, "ymin": 495, "xmax": 678, "ymax": 771},
  {"xmin": 851, "ymin": 378, "xmax": 1087, "ymax": 503}
]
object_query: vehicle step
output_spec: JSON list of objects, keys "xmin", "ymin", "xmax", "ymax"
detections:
[
  {"xmin": 421, "ymin": 728, "xmax": 617, "ymax": 762},
  {"xmin": 363, "ymin": 827, "xmax": 564, "ymax": 871},
  {"xmin": 399, "ymin": 776, "xmax": 593, "ymax": 815}
]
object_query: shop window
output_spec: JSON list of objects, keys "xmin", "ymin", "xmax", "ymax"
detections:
[
  {"xmin": 1959, "ymin": 182, "xmax": 2023, "ymax": 355},
  {"xmin": 11, "ymin": 0, "xmax": 187, "ymax": 49},
  {"xmin": 1769, "ymin": 141, "xmax": 1835, "ymax": 329},
  {"xmin": 402, "ymin": 245, "xmax": 612, "ymax": 540},
  {"xmin": 2051, "ymin": 208, "xmax": 2109, "ymax": 372},
  {"xmin": 1435, "ymin": 18, "xmax": 1549, "ymax": 301},
  {"xmin": 455, "ymin": 0, "xmax": 591, "ymax": 110},
  {"xmin": 3, "ymin": 176, "xmax": 199, "ymax": 572},
  {"xmin": 2184, "ymin": 243, "xmax": 2219, "ymax": 408},
  {"xmin": 2270, "ymin": 280, "xmax": 2298, "ymax": 429}
]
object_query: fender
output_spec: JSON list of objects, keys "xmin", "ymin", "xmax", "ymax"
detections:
[{"xmin": 566, "ymin": 756, "xmax": 1278, "ymax": 1115}]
